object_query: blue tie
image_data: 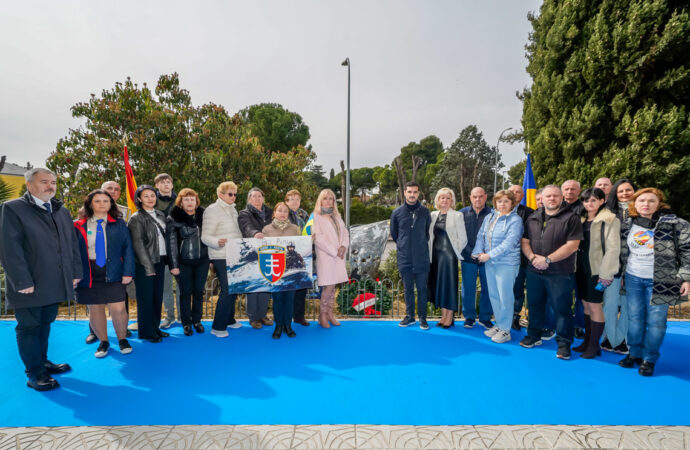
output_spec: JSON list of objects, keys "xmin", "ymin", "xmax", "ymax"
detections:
[
  {"xmin": 43, "ymin": 202, "xmax": 51, "ymax": 213},
  {"xmin": 95, "ymin": 219, "xmax": 106, "ymax": 268}
]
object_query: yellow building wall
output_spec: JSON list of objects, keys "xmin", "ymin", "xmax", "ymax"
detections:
[{"xmin": 0, "ymin": 174, "xmax": 25, "ymax": 199}]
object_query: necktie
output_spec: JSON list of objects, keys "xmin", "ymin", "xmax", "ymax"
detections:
[
  {"xmin": 95, "ymin": 219, "xmax": 106, "ymax": 267},
  {"xmin": 43, "ymin": 202, "xmax": 51, "ymax": 213}
]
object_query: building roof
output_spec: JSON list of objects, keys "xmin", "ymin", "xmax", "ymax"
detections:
[{"xmin": 0, "ymin": 162, "xmax": 29, "ymax": 177}]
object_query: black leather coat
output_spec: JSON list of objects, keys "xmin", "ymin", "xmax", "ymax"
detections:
[
  {"xmin": 238, "ymin": 204, "xmax": 273, "ymax": 238},
  {"xmin": 128, "ymin": 209, "xmax": 168, "ymax": 274},
  {"xmin": 166, "ymin": 206, "xmax": 208, "ymax": 268}
]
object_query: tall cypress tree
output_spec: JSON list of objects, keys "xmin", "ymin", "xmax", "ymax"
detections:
[{"xmin": 520, "ymin": 0, "xmax": 690, "ymax": 216}]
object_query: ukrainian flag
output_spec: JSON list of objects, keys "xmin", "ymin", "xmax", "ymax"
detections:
[
  {"xmin": 302, "ymin": 212, "xmax": 314, "ymax": 236},
  {"xmin": 521, "ymin": 153, "xmax": 537, "ymax": 209}
]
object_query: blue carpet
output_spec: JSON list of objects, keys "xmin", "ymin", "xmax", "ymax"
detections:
[{"xmin": 0, "ymin": 320, "xmax": 689, "ymax": 427}]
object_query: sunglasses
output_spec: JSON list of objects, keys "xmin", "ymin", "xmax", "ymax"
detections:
[{"xmin": 225, "ymin": 192, "xmax": 237, "ymax": 197}]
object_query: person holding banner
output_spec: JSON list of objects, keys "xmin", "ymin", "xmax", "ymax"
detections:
[
  {"xmin": 263, "ymin": 202, "xmax": 302, "ymax": 339},
  {"xmin": 312, "ymin": 189, "xmax": 349, "ymax": 328},
  {"xmin": 286, "ymin": 189, "xmax": 311, "ymax": 326},
  {"xmin": 238, "ymin": 187, "xmax": 274, "ymax": 329},
  {"xmin": 202, "ymin": 181, "xmax": 243, "ymax": 338},
  {"xmin": 128, "ymin": 185, "xmax": 170, "ymax": 343}
]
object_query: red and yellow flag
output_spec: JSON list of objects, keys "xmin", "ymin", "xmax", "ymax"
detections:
[{"xmin": 124, "ymin": 145, "xmax": 138, "ymax": 213}]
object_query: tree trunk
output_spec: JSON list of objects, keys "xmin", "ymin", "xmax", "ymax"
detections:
[
  {"xmin": 411, "ymin": 155, "xmax": 422, "ymax": 182},
  {"xmin": 458, "ymin": 160, "xmax": 465, "ymax": 205},
  {"xmin": 393, "ymin": 156, "xmax": 406, "ymax": 205}
]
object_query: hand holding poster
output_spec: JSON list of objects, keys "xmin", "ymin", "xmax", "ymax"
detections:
[{"xmin": 226, "ymin": 236, "xmax": 313, "ymax": 294}]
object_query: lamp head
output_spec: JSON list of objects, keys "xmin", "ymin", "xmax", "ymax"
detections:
[{"xmin": 341, "ymin": 57, "xmax": 349, "ymax": 66}]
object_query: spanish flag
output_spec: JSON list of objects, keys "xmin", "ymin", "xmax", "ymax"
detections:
[
  {"xmin": 124, "ymin": 145, "xmax": 138, "ymax": 213},
  {"xmin": 521, "ymin": 153, "xmax": 537, "ymax": 209}
]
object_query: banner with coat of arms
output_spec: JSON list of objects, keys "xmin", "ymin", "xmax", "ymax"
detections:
[{"xmin": 225, "ymin": 236, "xmax": 313, "ymax": 294}]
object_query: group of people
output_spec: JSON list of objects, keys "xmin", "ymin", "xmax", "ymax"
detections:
[
  {"xmin": 390, "ymin": 178, "xmax": 690, "ymax": 377},
  {"xmin": 0, "ymin": 168, "xmax": 349, "ymax": 391},
  {"xmin": 1, "ymin": 168, "xmax": 689, "ymax": 392}
]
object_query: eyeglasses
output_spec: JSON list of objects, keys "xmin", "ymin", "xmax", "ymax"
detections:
[{"xmin": 225, "ymin": 192, "xmax": 237, "ymax": 197}]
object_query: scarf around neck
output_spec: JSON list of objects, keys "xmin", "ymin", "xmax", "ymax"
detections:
[{"xmin": 272, "ymin": 218, "xmax": 291, "ymax": 230}]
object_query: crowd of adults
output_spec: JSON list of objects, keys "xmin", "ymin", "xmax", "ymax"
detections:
[{"xmin": 0, "ymin": 168, "xmax": 688, "ymax": 392}]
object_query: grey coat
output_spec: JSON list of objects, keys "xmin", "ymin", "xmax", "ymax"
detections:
[{"xmin": 0, "ymin": 193, "xmax": 83, "ymax": 309}]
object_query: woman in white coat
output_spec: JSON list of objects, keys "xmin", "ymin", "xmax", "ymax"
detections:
[{"xmin": 429, "ymin": 188, "xmax": 467, "ymax": 328}]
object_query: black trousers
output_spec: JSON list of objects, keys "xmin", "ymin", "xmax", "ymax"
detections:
[
  {"xmin": 401, "ymin": 271, "xmax": 429, "ymax": 319},
  {"xmin": 293, "ymin": 288, "xmax": 308, "ymax": 321},
  {"xmin": 15, "ymin": 303, "xmax": 59, "ymax": 379},
  {"xmin": 135, "ymin": 260, "xmax": 165, "ymax": 339},
  {"xmin": 273, "ymin": 290, "xmax": 295, "ymax": 326},
  {"xmin": 177, "ymin": 259, "xmax": 209, "ymax": 326},
  {"xmin": 211, "ymin": 259, "xmax": 238, "ymax": 330}
]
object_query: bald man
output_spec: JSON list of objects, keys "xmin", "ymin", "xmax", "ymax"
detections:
[
  {"xmin": 459, "ymin": 187, "xmax": 494, "ymax": 329},
  {"xmin": 594, "ymin": 177, "xmax": 612, "ymax": 200},
  {"xmin": 508, "ymin": 185, "xmax": 535, "ymax": 330},
  {"xmin": 561, "ymin": 179, "xmax": 586, "ymax": 337},
  {"xmin": 102, "ymin": 181, "xmax": 132, "ymax": 222}
]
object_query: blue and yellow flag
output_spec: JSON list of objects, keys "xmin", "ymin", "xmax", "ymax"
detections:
[
  {"xmin": 521, "ymin": 154, "xmax": 537, "ymax": 209},
  {"xmin": 302, "ymin": 213, "xmax": 314, "ymax": 236}
]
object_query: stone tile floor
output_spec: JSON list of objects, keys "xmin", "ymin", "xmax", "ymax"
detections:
[{"xmin": 0, "ymin": 425, "xmax": 688, "ymax": 449}]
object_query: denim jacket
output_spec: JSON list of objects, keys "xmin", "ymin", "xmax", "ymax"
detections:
[{"xmin": 472, "ymin": 209, "xmax": 523, "ymax": 266}]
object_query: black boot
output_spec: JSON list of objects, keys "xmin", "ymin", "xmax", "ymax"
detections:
[
  {"xmin": 581, "ymin": 320, "xmax": 604, "ymax": 359},
  {"xmin": 572, "ymin": 314, "xmax": 591, "ymax": 352},
  {"xmin": 639, "ymin": 360, "xmax": 655, "ymax": 376},
  {"xmin": 272, "ymin": 325, "xmax": 282, "ymax": 339},
  {"xmin": 285, "ymin": 325, "xmax": 296, "ymax": 338},
  {"xmin": 511, "ymin": 312, "xmax": 522, "ymax": 331}
]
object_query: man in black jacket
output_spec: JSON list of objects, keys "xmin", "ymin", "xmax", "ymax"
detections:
[
  {"xmin": 238, "ymin": 187, "xmax": 274, "ymax": 329},
  {"xmin": 508, "ymin": 185, "xmax": 534, "ymax": 330},
  {"xmin": 390, "ymin": 182, "xmax": 432, "ymax": 329},
  {"xmin": 0, "ymin": 168, "xmax": 82, "ymax": 391},
  {"xmin": 561, "ymin": 179, "xmax": 586, "ymax": 338},
  {"xmin": 155, "ymin": 173, "xmax": 180, "ymax": 329}
]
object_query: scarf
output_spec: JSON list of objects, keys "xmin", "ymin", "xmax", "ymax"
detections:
[
  {"xmin": 272, "ymin": 218, "xmax": 291, "ymax": 230},
  {"xmin": 321, "ymin": 207, "xmax": 334, "ymax": 215}
]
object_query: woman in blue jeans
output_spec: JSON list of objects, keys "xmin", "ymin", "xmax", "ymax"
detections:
[
  {"xmin": 472, "ymin": 190, "xmax": 523, "ymax": 343},
  {"xmin": 619, "ymin": 187, "xmax": 690, "ymax": 376}
]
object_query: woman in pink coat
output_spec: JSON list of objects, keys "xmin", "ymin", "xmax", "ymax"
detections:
[{"xmin": 312, "ymin": 189, "xmax": 350, "ymax": 328}]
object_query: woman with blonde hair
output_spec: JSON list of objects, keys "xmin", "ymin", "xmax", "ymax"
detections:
[
  {"xmin": 429, "ymin": 188, "xmax": 467, "ymax": 328},
  {"xmin": 312, "ymin": 189, "xmax": 349, "ymax": 328}
]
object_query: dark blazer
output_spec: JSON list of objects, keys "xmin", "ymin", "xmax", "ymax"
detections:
[
  {"xmin": 74, "ymin": 215, "xmax": 135, "ymax": 288},
  {"xmin": 0, "ymin": 192, "xmax": 82, "ymax": 309},
  {"xmin": 166, "ymin": 205, "xmax": 208, "ymax": 269},
  {"xmin": 390, "ymin": 203, "xmax": 432, "ymax": 273},
  {"xmin": 128, "ymin": 209, "xmax": 168, "ymax": 274},
  {"xmin": 238, "ymin": 205, "xmax": 273, "ymax": 238}
]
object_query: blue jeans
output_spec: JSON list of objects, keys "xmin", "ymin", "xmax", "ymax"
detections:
[
  {"xmin": 401, "ymin": 271, "xmax": 429, "ymax": 319},
  {"xmin": 461, "ymin": 261, "xmax": 492, "ymax": 322},
  {"xmin": 211, "ymin": 259, "xmax": 238, "ymax": 331},
  {"xmin": 272, "ymin": 290, "xmax": 295, "ymax": 327},
  {"xmin": 526, "ymin": 270, "xmax": 574, "ymax": 344},
  {"xmin": 485, "ymin": 263, "xmax": 519, "ymax": 331},
  {"xmin": 602, "ymin": 277, "xmax": 628, "ymax": 347},
  {"xmin": 625, "ymin": 273, "xmax": 669, "ymax": 363},
  {"xmin": 513, "ymin": 265, "xmax": 526, "ymax": 313}
]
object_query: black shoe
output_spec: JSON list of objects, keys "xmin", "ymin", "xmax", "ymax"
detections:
[
  {"xmin": 511, "ymin": 313, "xmax": 522, "ymax": 331},
  {"xmin": 618, "ymin": 355, "xmax": 643, "ymax": 368},
  {"xmin": 601, "ymin": 337, "xmax": 614, "ymax": 352},
  {"xmin": 157, "ymin": 330, "xmax": 170, "ymax": 338},
  {"xmin": 614, "ymin": 341, "xmax": 629, "ymax": 355},
  {"xmin": 183, "ymin": 325, "xmax": 193, "ymax": 336},
  {"xmin": 193, "ymin": 322, "xmax": 205, "ymax": 334},
  {"xmin": 148, "ymin": 336, "xmax": 163, "ymax": 343},
  {"xmin": 519, "ymin": 336, "xmax": 542, "ymax": 348},
  {"xmin": 463, "ymin": 318, "xmax": 475, "ymax": 328},
  {"xmin": 95, "ymin": 341, "xmax": 110, "ymax": 358},
  {"xmin": 118, "ymin": 339, "xmax": 133, "ymax": 354},
  {"xmin": 272, "ymin": 326, "xmax": 282, "ymax": 339},
  {"xmin": 419, "ymin": 318, "xmax": 429, "ymax": 330},
  {"xmin": 398, "ymin": 316, "xmax": 415, "ymax": 327},
  {"xmin": 556, "ymin": 344, "xmax": 571, "ymax": 360},
  {"xmin": 45, "ymin": 360, "xmax": 72, "ymax": 375},
  {"xmin": 541, "ymin": 329, "xmax": 555, "ymax": 341},
  {"xmin": 85, "ymin": 333, "xmax": 98, "ymax": 345},
  {"xmin": 126, "ymin": 329, "xmax": 132, "ymax": 338},
  {"xmin": 27, "ymin": 373, "xmax": 59, "ymax": 391},
  {"xmin": 574, "ymin": 327, "xmax": 586, "ymax": 339},
  {"xmin": 477, "ymin": 319, "xmax": 494, "ymax": 330},
  {"xmin": 294, "ymin": 318, "xmax": 310, "ymax": 326},
  {"xmin": 285, "ymin": 325, "xmax": 296, "ymax": 338},
  {"xmin": 638, "ymin": 360, "xmax": 655, "ymax": 377}
]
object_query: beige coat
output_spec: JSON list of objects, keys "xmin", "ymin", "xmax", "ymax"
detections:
[
  {"xmin": 585, "ymin": 208, "xmax": 621, "ymax": 280},
  {"xmin": 428, "ymin": 210, "xmax": 468, "ymax": 261},
  {"xmin": 262, "ymin": 223, "xmax": 301, "ymax": 237},
  {"xmin": 201, "ymin": 198, "xmax": 243, "ymax": 260}
]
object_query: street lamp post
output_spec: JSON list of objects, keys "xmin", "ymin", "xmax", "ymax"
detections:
[
  {"xmin": 341, "ymin": 57, "xmax": 351, "ymax": 233},
  {"xmin": 493, "ymin": 127, "xmax": 513, "ymax": 196}
]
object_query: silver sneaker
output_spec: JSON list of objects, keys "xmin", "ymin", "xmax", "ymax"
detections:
[
  {"xmin": 491, "ymin": 329, "xmax": 512, "ymax": 343},
  {"xmin": 160, "ymin": 318, "xmax": 175, "ymax": 329},
  {"xmin": 211, "ymin": 328, "xmax": 229, "ymax": 338},
  {"xmin": 484, "ymin": 327, "xmax": 500, "ymax": 337},
  {"xmin": 227, "ymin": 322, "xmax": 242, "ymax": 329}
]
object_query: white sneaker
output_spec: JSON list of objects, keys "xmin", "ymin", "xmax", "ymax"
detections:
[
  {"xmin": 211, "ymin": 328, "xmax": 229, "ymax": 338},
  {"xmin": 492, "ymin": 329, "xmax": 512, "ymax": 343},
  {"xmin": 127, "ymin": 322, "xmax": 138, "ymax": 331},
  {"xmin": 160, "ymin": 318, "xmax": 175, "ymax": 329},
  {"xmin": 227, "ymin": 322, "xmax": 242, "ymax": 329},
  {"xmin": 484, "ymin": 327, "xmax": 500, "ymax": 337}
]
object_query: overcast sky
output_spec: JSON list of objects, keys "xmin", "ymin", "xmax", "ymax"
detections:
[{"xmin": 1, "ymin": 0, "xmax": 541, "ymax": 177}]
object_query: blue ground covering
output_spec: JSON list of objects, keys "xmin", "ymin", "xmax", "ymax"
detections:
[{"xmin": 0, "ymin": 320, "xmax": 689, "ymax": 427}]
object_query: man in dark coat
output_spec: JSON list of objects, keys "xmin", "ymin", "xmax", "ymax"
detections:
[
  {"xmin": 509, "ymin": 185, "xmax": 535, "ymax": 330},
  {"xmin": 0, "ymin": 168, "xmax": 82, "ymax": 391},
  {"xmin": 390, "ymin": 182, "xmax": 432, "ymax": 330}
]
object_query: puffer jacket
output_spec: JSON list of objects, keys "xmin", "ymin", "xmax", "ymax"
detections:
[
  {"xmin": 166, "ymin": 206, "xmax": 208, "ymax": 269},
  {"xmin": 128, "ymin": 209, "xmax": 167, "ymax": 274},
  {"xmin": 472, "ymin": 209, "xmax": 523, "ymax": 266},
  {"xmin": 621, "ymin": 212, "xmax": 690, "ymax": 305},
  {"xmin": 201, "ymin": 198, "xmax": 243, "ymax": 260}
]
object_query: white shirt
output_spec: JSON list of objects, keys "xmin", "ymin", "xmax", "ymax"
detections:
[
  {"xmin": 626, "ymin": 223, "xmax": 654, "ymax": 279},
  {"xmin": 32, "ymin": 195, "xmax": 52, "ymax": 212},
  {"xmin": 146, "ymin": 210, "xmax": 167, "ymax": 256},
  {"xmin": 87, "ymin": 216, "xmax": 108, "ymax": 260}
]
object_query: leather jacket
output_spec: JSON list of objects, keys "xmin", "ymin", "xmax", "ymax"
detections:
[
  {"xmin": 128, "ymin": 209, "xmax": 167, "ymax": 274},
  {"xmin": 238, "ymin": 204, "xmax": 273, "ymax": 238},
  {"xmin": 166, "ymin": 206, "xmax": 208, "ymax": 268}
]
